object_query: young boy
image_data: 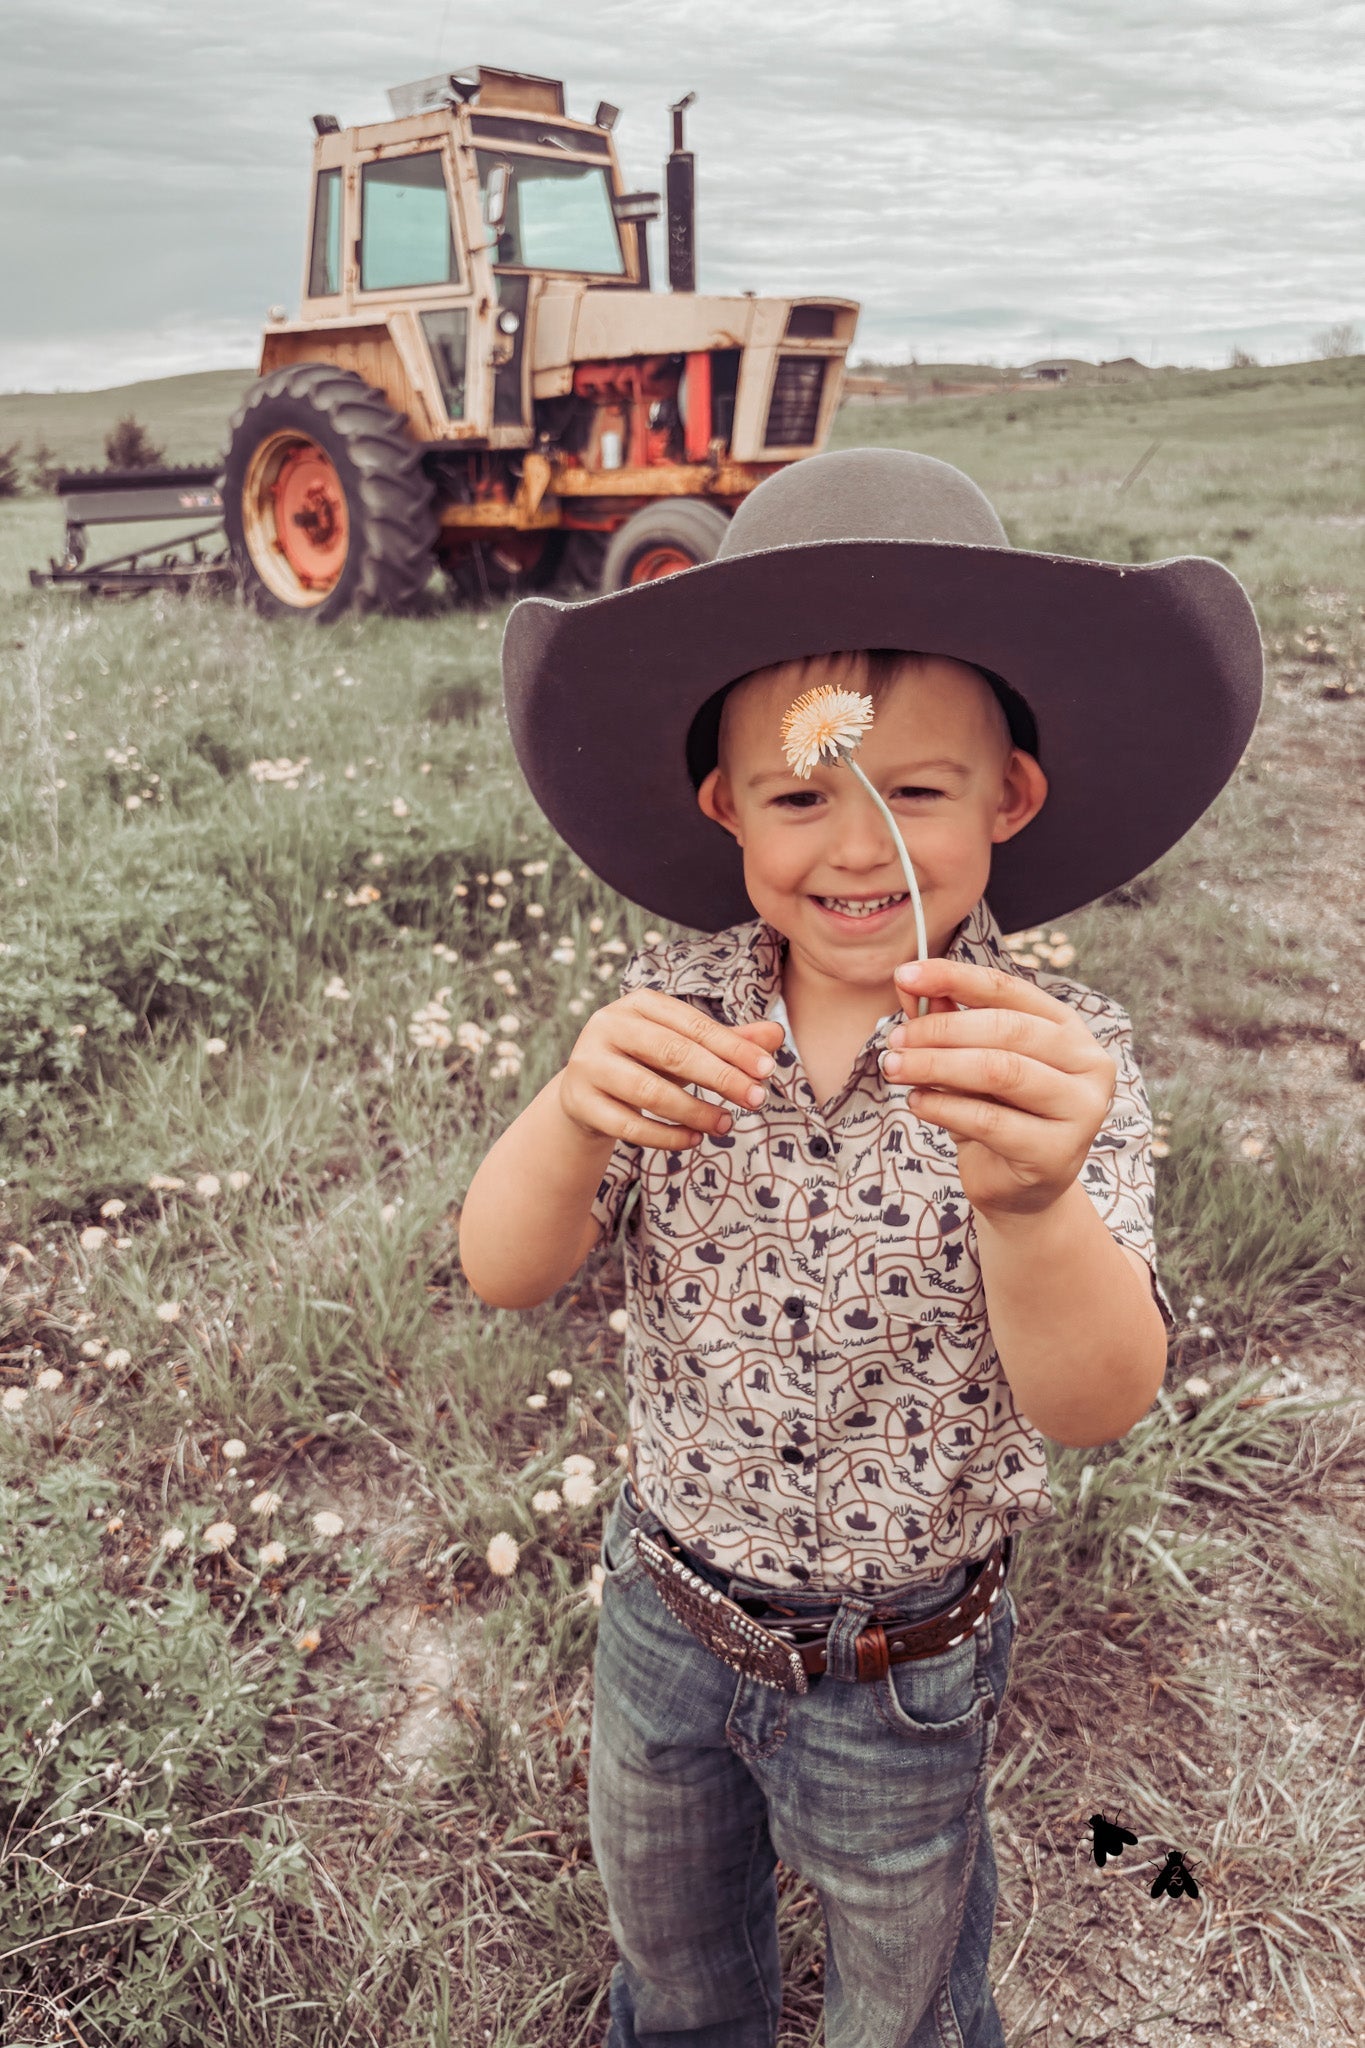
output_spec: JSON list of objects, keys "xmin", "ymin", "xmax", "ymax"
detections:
[{"xmin": 460, "ymin": 447, "xmax": 1262, "ymax": 2048}]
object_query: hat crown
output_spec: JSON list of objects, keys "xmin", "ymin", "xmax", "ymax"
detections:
[{"xmin": 716, "ymin": 446, "xmax": 1010, "ymax": 557}]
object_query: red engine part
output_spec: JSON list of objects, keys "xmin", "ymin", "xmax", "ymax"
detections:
[{"xmin": 572, "ymin": 356, "xmax": 681, "ymax": 468}]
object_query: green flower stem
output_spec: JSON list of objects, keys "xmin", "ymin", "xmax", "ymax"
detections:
[{"xmin": 842, "ymin": 757, "xmax": 930, "ymax": 1019}]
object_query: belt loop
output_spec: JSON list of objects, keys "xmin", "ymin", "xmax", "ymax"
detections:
[{"xmin": 825, "ymin": 1594, "xmax": 876, "ymax": 1682}]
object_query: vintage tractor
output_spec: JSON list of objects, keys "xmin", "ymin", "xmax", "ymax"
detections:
[{"xmin": 32, "ymin": 64, "xmax": 858, "ymax": 619}]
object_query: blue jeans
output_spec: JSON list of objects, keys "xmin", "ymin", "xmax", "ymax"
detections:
[{"xmin": 589, "ymin": 1479, "xmax": 1018, "ymax": 2048}]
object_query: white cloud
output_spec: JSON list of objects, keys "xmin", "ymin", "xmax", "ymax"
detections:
[{"xmin": 0, "ymin": 0, "xmax": 1359, "ymax": 388}]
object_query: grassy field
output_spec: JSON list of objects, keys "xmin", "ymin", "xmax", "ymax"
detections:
[{"xmin": 0, "ymin": 359, "xmax": 1363, "ymax": 2045}]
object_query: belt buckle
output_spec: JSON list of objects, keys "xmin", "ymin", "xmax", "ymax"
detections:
[{"xmin": 634, "ymin": 1529, "xmax": 810, "ymax": 1696}]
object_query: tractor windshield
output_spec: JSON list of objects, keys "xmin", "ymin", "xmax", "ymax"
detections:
[{"xmin": 474, "ymin": 149, "xmax": 625, "ymax": 275}]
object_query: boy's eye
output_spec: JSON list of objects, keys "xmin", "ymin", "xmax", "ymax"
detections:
[{"xmin": 773, "ymin": 787, "xmax": 943, "ymax": 808}]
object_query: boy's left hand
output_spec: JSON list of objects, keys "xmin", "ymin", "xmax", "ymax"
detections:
[{"xmin": 881, "ymin": 959, "xmax": 1119, "ymax": 1223}]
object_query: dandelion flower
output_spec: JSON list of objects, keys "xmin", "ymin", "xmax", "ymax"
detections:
[
  {"xmin": 492, "ymin": 869, "xmax": 513, "ymax": 886},
  {"xmin": 259, "ymin": 1540, "xmax": 287, "ymax": 1568},
  {"xmin": 195, "ymin": 1174, "xmax": 221, "ymax": 1199},
  {"xmin": 125, "ymin": 794, "xmax": 142, "ymax": 811},
  {"xmin": 563, "ymin": 1472, "xmax": 597, "ymax": 1507},
  {"xmin": 35, "ymin": 1367, "xmax": 64, "ymax": 1392},
  {"xmin": 567, "ymin": 999, "xmax": 585, "ymax": 1015},
  {"xmin": 496, "ymin": 1014, "xmax": 520, "ymax": 1034},
  {"xmin": 2, "ymin": 1387, "xmax": 30, "ymax": 1412},
  {"xmin": 486, "ymin": 1531, "xmax": 520, "ymax": 1576},
  {"xmin": 532, "ymin": 1489, "xmax": 562, "ymax": 1514},
  {"xmin": 147, "ymin": 1174, "xmax": 185, "ymax": 1193},
  {"xmin": 251, "ymin": 1489, "xmax": 283, "ymax": 1516},
  {"xmin": 226, "ymin": 1169, "xmax": 251, "ymax": 1192},
  {"xmin": 643, "ymin": 929, "xmax": 662, "ymax": 945},
  {"xmin": 297, "ymin": 1626, "xmax": 322, "ymax": 1654},
  {"xmin": 1238, "ymin": 1135, "xmax": 1267, "ymax": 1158},
  {"xmin": 586, "ymin": 1563, "xmax": 606, "ymax": 1608},
  {"xmin": 380, "ymin": 1201, "xmax": 398, "ymax": 1224},
  {"xmin": 613, "ymin": 1443, "xmax": 631, "ymax": 1467},
  {"xmin": 392, "ymin": 797, "xmax": 410, "ymax": 819},
  {"xmin": 526, "ymin": 903, "xmax": 544, "ymax": 919},
  {"xmin": 456, "ymin": 1022, "xmax": 491, "ymax": 1052},
  {"xmin": 79, "ymin": 1226, "xmax": 109, "ymax": 1251},
  {"xmin": 204, "ymin": 1037, "xmax": 228, "ymax": 1057},
  {"xmin": 155, "ymin": 1301, "xmax": 182, "ymax": 1324},
  {"xmin": 588, "ymin": 915, "xmax": 604, "ymax": 934},
  {"xmin": 104, "ymin": 1348, "xmax": 132, "ymax": 1370},
  {"xmin": 525, "ymin": 1393, "xmax": 548, "ymax": 1410},
  {"xmin": 80, "ymin": 1339, "xmax": 105, "ymax": 1358},
  {"xmin": 222, "ymin": 1437, "xmax": 247, "ymax": 1462},
  {"xmin": 486, "ymin": 891, "xmax": 507, "ymax": 909},
  {"xmin": 608, "ymin": 1309, "xmax": 629, "ymax": 1336},
  {"xmin": 563, "ymin": 1454, "xmax": 596, "ymax": 1477},
  {"xmin": 550, "ymin": 946, "xmax": 576, "ymax": 965},
  {"xmin": 311, "ymin": 1510, "xmax": 344, "ymax": 1538},
  {"xmin": 778, "ymin": 683, "xmax": 930, "ymax": 1016},
  {"xmin": 1151, "ymin": 1140, "xmax": 1171, "ymax": 1160},
  {"xmin": 202, "ymin": 1521, "xmax": 236, "ymax": 1552},
  {"xmin": 547, "ymin": 1368, "xmax": 573, "ymax": 1389},
  {"xmin": 99, "ymin": 1198, "xmax": 127, "ymax": 1220}
]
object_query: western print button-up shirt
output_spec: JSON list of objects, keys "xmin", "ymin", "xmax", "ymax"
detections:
[{"xmin": 590, "ymin": 894, "xmax": 1175, "ymax": 1594}]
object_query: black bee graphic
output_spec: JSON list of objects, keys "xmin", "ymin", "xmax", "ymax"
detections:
[
  {"xmin": 1151, "ymin": 1849, "xmax": 1200, "ymax": 1900},
  {"xmin": 1088, "ymin": 1811, "xmax": 1138, "ymax": 1867}
]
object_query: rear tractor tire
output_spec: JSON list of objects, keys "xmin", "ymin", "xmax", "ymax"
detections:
[
  {"xmin": 598, "ymin": 499, "xmax": 731, "ymax": 593},
  {"xmin": 223, "ymin": 363, "xmax": 438, "ymax": 622}
]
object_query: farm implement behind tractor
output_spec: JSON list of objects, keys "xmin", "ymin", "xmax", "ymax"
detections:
[{"xmin": 31, "ymin": 63, "xmax": 859, "ymax": 620}]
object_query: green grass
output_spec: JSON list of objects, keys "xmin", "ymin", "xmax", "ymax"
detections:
[
  {"xmin": 0, "ymin": 359, "xmax": 1363, "ymax": 2042},
  {"xmin": 0, "ymin": 368, "xmax": 256, "ymax": 471}
]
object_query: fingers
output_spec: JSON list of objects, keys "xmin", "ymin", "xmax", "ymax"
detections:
[
  {"xmin": 881, "ymin": 1043, "xmax": 1078, "ymax": 1116},
  {"xmin": 886, "ymin": 1005, "xmax": 1100, "ymax": 1076},
  {"xmin": 623, "ymin": 991, "xmax": 779, "ymax": 1111}
]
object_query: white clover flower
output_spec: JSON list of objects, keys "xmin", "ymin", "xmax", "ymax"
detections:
[
  {"xmin": 251, "ymin": 1489, "xmax": 283, "ymax": 1516},
  {"xmin": 643, "ymin": 930, "xmax": 662, "ymax": 945},
  {"xmin": 490, "ymin": 1056, "xmax": 521, "ymax": 1080},
  {"xmin": 486, "ymin": 1531, "xmax": 520, "ymax": 1576},
  {"xmin": 104, "ymin": 1348, "xmax": 132, "ymax": 1370},
  {"xmin": 562, "ymin": 1473, "xmax": 597, "ymax": 1508},
  {"xmin": 79, "ymin": 1226, "xmax": 109, "ymax": 1251},
  {"xmin": 35, "ymin": 1367, "xmax": 64, "ymax": 1392},
  {"xmin": 525, "ymin": 1393, "xmax": 548, "ymax": 1411},
  {"xmin": 495, "ymin": 1014, "xmax": 520, "ymax": 1034},
  {"xmin": 226, "ymin": 1170, "xmax": 251, "ymax": 1192},
  {"xmin": 147, "ymin": 1174, "xmax": 185, "ymax": 1193},
  {"xmin": 3, "ymin": 1387, "xmax": 30, "ymax": 1412},
  {"xmin": 486, "ymin": 891, "xmax": 507, "ymax": 909},
  {"xmin": 323, "ymin": 976, "xmax": 352, "ymax": 1001},
  {"xmin": 202, "ymin": 1521, "xmax": 237, "ymax": 1552},
  {"xmin": 311, "ymin": 1511, "xmax": 344, "ymax": 1539},
  {"xmin": 562, "ymin": 1454, "xmax": 596, "ymax": 1477},
  {"xmin": 99, "ymin": 1198, "xmax": 128, "ymax": 1219},
  {"xmin": 155, "ymin": 1301, "xmax": 182, "ymax": 1324},
  {"xmin": 456, "ymin": 1022, "xmax": 492, "ymax": 1051},
  {"xmin": 491, "ymin": 869, "xmax": 513, "ymax": 886},
  {"xmin": 222, "ymin": 1438, "xmax": 247, "ymax": 1462},
  {"xmin": 258, "ymin": 1540, "xmax": 287, "ymax": 1568},
  {"xmin": 598, "ymin": 938, "xmax": 628, "ymax": 956},
  {"xmin": 608, "ymin": 1309, "xmax": 629, "ymax": 1336},
  {"xmin": 160, "ymin": 1526, "xmax": 185, "ymax": 1551},
  {"xmin": 547, "ymin": 1369, "xmax": 573, "ymax": 1389},
  {"xmin": 520, "ymin": 859, "xmax": 548, "ymax": 876},
  {"xmin": 195, "ymin": 1174, "xmax": 221, "ymax": 1200},
  {"xmin": 125, "ymin": 794, "xmax": 142, "ymax": 811},
  {"xmin": 526, "ymin": 903, "xmax": 545, "ymax": 919},
  {"xmin": 490, "ymin": 969, "xmax": 515, "ymax": 989},
  {"xmin": 204, "ymin": 1037, "xmax": 228, "ymax": 1056}
]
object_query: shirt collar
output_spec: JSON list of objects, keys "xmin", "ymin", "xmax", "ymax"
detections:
[{"xmin": 661, "ymin": 894, "xmax": 1021, "ymax": 1031}]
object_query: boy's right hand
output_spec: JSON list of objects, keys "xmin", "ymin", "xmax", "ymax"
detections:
[{"xmin": 557, "ymin": 990, "xmax": 787, "ymax": 1152}]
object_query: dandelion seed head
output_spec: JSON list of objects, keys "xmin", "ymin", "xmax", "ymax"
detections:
[{"xmin": 778, "ymin": 685, "xmax": 875, "ymax": 778}]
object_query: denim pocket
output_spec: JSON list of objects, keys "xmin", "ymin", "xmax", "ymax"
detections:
[
  {"xmin": 599, "ymin": 1483, "xmax": 647, "ymax": 1590},
  {"xmin": 874, "ymin": 1627, "xmax": 996, "ymax": 1743}
]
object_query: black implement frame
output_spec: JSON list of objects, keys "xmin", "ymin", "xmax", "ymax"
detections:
[{"xmin": 29, "ymin": 465, "xmax": 233, "ymax": 597}]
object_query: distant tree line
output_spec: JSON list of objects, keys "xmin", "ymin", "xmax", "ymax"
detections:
[{"xmin": 0, "ymin": 413, "xmax": 167, "ymax": 499}]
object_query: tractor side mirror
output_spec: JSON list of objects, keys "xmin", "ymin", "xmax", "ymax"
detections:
[{"xmin": 484, "ymin": 163, "xmax": 511, "ymax": 231}]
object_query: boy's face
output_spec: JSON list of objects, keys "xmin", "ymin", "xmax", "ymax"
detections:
[{"xmin": 695, "ymin": 654, "xmax": 1048, "ymax": 993}]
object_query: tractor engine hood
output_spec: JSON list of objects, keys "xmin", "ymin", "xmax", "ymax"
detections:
[{"xmin": 530, "ymin": 283, "xmax": 857, "ymax": 400}]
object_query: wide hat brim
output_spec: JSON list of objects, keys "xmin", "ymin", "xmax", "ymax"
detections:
[{"xmin": 501, "ymin": 534, "xmax": 1263, "ymax": 937}]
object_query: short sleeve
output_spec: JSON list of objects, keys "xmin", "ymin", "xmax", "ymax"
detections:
[
  {"xmin": 1077, "ymin": 1001, "xmax": 1177, "ymax": 1334},
  {"xmin": 585, "ymin": 941, "xmax": 658, "ymax": 1246}
]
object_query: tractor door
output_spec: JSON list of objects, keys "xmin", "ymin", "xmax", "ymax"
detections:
[{"xmin": 352, "ymin": 138, "xmax": 477, "ymax": 437}]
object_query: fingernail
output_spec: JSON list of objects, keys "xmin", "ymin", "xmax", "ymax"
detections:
[
  {"xmin": 747, "ymin": 1085, "xmax": 766, "ymax": 1106},
  {"xmin": 755, "ymin": 1053, "xmax": 775, "ymax": 1073},
  {"xmin": 896, "ymin": 963, "xmax": 922, "ymax": 984}
]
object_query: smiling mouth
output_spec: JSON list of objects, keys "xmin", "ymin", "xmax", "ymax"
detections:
[{"xmin": 811, "ymin": 891, "xmax": 910, "ymax": 921}]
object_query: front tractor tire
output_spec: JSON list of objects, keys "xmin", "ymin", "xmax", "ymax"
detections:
[
  {"xmin": 598, "ymin": 499, "xmax": 731, "ymax": 593},
  {"xmin": 223, "ymin": 364, "xmax": 438, "ymax": 622}
]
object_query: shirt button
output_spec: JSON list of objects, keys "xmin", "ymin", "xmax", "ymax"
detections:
[
  {"xmin": 809, "ymin": 1135, "xmax": 831, "ymax": 1159},
  {"xmin": 780, "ymin": 1446, "xmax": 804, "ymax": 1465},
  {"xmin": 783, "ymin": 1296, "xmax": 806, "ymax": 1319}
]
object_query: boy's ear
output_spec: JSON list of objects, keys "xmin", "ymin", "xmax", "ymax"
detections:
[
  {"xmin": 991, "ymin": 750, "xmax": 1049, "ymax": 845},
  {"xmin": 696, "ymin": 766, "xmax": 741, "ymax": 842}
]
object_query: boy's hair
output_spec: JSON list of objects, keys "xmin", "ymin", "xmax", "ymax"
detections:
[{"xmin": 686, "ymin": 648, "xmax": 1040, "ymax": 791}]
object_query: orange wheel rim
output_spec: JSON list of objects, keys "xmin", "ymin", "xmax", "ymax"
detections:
[
  {"xmin": 241, "ymin": 430, "xmax": 350, "ymax": 606},
  {"xmin": 627, "ymin": 543, "xmax": 696, "ymax": 585}
]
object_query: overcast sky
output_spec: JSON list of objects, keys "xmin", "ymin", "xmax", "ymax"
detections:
[{"xmin": 1, "ymin": 0, "xmax": 1361, "ymax": 391}]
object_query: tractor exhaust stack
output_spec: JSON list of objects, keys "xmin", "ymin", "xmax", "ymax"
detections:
[{"xmin": 666, "ymin": 91, "xmax": 697, "ymax": 292}]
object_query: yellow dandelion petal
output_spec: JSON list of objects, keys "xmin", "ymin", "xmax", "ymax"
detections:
[{"xmin": 778, "ymin": 685, "xmax": 875, "ymax": 778}]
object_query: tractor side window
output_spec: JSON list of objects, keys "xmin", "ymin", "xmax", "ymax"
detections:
[
  {"xmin": 308, "ymin": 168, "xmax": 343, "ymax": 297},
  {"xmin": 360, "ymin": 152, "xmax": 459, "ymax": 291},
  {"xmin": 475, "ymin": 150, "xmax": 624, "ymax": 275},
  {"xmin": 419, "ymin": 309, "xmax": 469, "ymax": 421}
]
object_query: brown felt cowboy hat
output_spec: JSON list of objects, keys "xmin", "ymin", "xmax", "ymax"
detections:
[{"xmin": 500, "ymin": 447, "xmax": 1263, "ymax": 935}]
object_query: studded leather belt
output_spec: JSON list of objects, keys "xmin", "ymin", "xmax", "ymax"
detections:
[{"xmin": 632, "ymin": 1518, "xmax": 1014, "ymax": 1698}]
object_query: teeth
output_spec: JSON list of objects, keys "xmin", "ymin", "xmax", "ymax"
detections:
[{"xmin": 817, "ymin": 893, "xmax": 906, "ymax": 916}]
